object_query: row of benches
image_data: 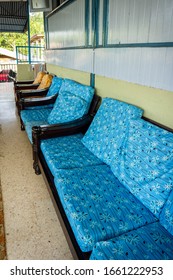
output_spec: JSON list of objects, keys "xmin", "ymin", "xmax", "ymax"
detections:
[{"xmin": 15, "ymin": 75, "xmax": 173, "ymax": 260}]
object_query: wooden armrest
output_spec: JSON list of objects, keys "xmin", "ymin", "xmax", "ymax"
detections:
[
  {"xmin": 32, "ymin": 114, "xmax": 94, "ymax": 140},
  {"xmin": 14, "ymin": 79, "xmax": 34, "ymax": 85},
  {"xmin": 15, "ymin": 83, "xmax": 39, "ymax": 91},
  {"xmin": 20, "ymin": 94, "xmax": 58, "ymax": 108},
  {"xmin": 18, "ymin": 88, "xmax": 49, "ymax": 98}
]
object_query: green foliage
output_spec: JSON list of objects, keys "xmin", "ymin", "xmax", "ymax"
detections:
[
  {"xmin": 0, "ymin": 33, "xmax": 28, "ymax": 51},
  {"xmin": 0, "ymin": 12, "xmax": 44, "ymax": 51},
  {"xmin": 30, "ymin": 12, "xmax": 44, "ymax": 36}
]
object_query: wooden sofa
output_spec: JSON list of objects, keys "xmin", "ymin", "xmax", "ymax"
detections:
[{"xmin": 31, "ymin": 97, "xmax": 173, "ymax": 260}]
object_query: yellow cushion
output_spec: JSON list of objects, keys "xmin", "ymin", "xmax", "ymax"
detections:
[
  {"xmin": 37, "ymin": 74, "xmax": 53, "ymax": 89},
  {"xmin": 33, "ymin": 71, "xmax": 46, "ymax": 84}
]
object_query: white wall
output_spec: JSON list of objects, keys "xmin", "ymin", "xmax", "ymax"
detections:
[{"xmin": 45, "ymin": 0, "xmax": 173, "ymax": 92}]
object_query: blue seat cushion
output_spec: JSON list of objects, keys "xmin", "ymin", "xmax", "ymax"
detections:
[
  {"xmin": 47, "ymin": 79, "xmax": 94, "ymax": 124},
  {"xmin": 21, "ymin": 109, "xmax": 51, "ymax": 142},
  {"xmin": 24, "ymin": 104, "xmax": 54, "ymax": 110},
  {"xmin": 82, "ymin": 98, "xmax": 143, "ymax": 166},
  {"xmin": 21, "ymin": 108, "xmax": 52, "ymax": 126},
  {"xmin": 160, "ymin": 188, "xmax": 173, "ymax": 236},
  {"xmin": 25, "ymin": 121, "xmax": 48, "ymax": 143},
  {"xmin": 111, "ymin": 119, "xmax": 173, "ymax": 217},
  {"xmin": 46, "ymin": 76, "xmax": 63, "ymax": 97},
  {"xmin": 40, "ymin": 135, "xmax": 103, "ymax": 177},
  {"xmin": 54, "ymin": 165, "xmax": 157, "ymax": 252},
  {"xmin": 90, "ymin": 222, "xmax": 173, "ymax": 260}
]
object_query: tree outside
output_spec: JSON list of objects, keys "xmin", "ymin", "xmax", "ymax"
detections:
[{"xmin": 0, "ymin": 13, "xmax": 44, "ymax": 52}]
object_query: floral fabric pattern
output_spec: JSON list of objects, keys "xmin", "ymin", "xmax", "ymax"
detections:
[
  {"xmin": 21, "ymin": 108, "xmax": 51, "ymax": 124},
  {"xmin": 47, "ymin": 79, "xmax": 94, "ymax": 124},
  {"xmin": 82, "ymin": 98, "xmax": 143, "ymax": 165},
  {"xmin": 20, "ymin": 92, "xmax": 173, "ymax": 259},
  {"xmin": 46, "ymin": 76, "xmax": 63, "ymax": 97},
  {"xmin": 25, "ymin": 121, "xmax": 48, "ymax": 143},
  {"xmin": 54, "ymin": 165, "xmax": 156, "ymax": 252},
  {"xmin": 21, "ymin": 109, "xmax": 51, "ymax": 142},
  {"xmin": 40, "ymin": 135, "xmax": 103, "ymax": 177},
  {"xmin": 90, "ymin": 222, "xmax": 173, "ymax": 260},
  {"xmin": 25, "ymin": 104, "xmax": 54, "ymax": 110},
  {"xmin": 111, "ymin": 119, "xmax": 173, "ymax": 217},
  {"xmin": 160, "ymin": 188, "xmax": 173, "ymax": 235}
]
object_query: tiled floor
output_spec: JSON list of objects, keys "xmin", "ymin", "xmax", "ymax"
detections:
[{"xmin": 0, "ymin": 82, "xmax": 73, "ymax": 260}]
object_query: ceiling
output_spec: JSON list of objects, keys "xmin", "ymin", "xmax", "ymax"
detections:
[{"xmin": 0, "ymin": 1, "xmax": 28, "ymax": 33}]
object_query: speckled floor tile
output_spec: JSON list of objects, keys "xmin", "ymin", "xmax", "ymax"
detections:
[{"xmin": 0, "ymin": 83, "xmax": 73, "ymax": 260}]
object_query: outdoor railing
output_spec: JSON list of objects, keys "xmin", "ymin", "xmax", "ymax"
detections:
[
  {"xmin": 0, "ymin": 64, "xmax": 17, "ymax": 72},
  {"xmin": 0, "ymin": 45, "xmax": 45, "ymax": 77},
  {"xmin": 0, "ymin": 45, "xmax": 45, "ymax": 84},
  {"xmin": 16, "ymin": 46, "xmax": 45, "ymax": 64}
]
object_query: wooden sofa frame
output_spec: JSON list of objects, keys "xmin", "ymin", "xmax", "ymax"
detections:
[
  {"xmin": 31, "ymin": 96, "xmax": 173, "ymax": 259},
  {"xmin": 15, "ymin": 72, "xmax": 54, "ymax": 114}
]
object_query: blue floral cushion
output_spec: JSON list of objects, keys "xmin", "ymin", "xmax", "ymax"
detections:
[
  {"xmin": 54, "ymin": 165, "xmax": 156, "ymax": 252},
  {"xmin": 40, "ymin": 135, "xmax": 103, "ymax": 176},
  {"xmin": 90, "ymin": 222, "xmax": 173, "ymax": 260},
  {"xmin": 82, "ymin": 98, "xmax": 143, "ymax": 165},
  {"xmin": 160, "ymin": 188, "xmax": 173, "ymax": 235},
  {"xmin": 25, "ymin": 104, "xmax": 54, "ymax": 110},
  {"xmin": 111, "ymin": 119, "xmax": 173, "ymax": 217},
  {"xmin": 25, "ymin": 120, "xmax": 48, "ymax": 143},
  {"xmin": 46, "ymin": 76, "xmax": 63, "ymax": 97},
  {"xmin": 47, "ymin": 79, "xmax": 94, "ymax": 124},
  {"xmin": 21, "ymin": 108, "xmax": 52, "ymax": 126}
]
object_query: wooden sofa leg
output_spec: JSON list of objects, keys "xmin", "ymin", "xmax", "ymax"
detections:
[
  {"xmin": 18, "ymin": 106, "xmax": 21, "ymax": 116},
  {"xmin": 17, "ymin": 98, "xmax": 23, "ymax": 116},
  {"xmin": 32, "ymin": 126, "xmax": 41, "ymax": 175},
  {"xmin": 33, "ymin": 162, "xmax": 41, "ymax": 175},
  {"xmin": 20, "ymin": 119, "xmax": 25, "ymax": 131}
]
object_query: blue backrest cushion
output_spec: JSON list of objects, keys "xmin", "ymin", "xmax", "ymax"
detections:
[
  {"xmin": 46, "ymin": 76, "xmax": 63, "ymax": 97},
  {"xmin": 82, "ymin": 98, "xmax": 143, "ymax": 165},
  {"xmin": 47, "ymin": 79, "xmax": 94, "ymax": 124},
  {"xmin": 111, "ymin": 119, "xmax": 173, "ymax": 217},
  {"xmin": 160, "ymin": 186, "xmax": 173, "ymax": 235}
]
